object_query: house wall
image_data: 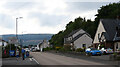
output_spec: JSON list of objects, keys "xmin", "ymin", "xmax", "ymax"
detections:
[
  {"xmin": 40, "ymin": 42, "xmax": 49, "ymax": 49},
  {"xmin": 93, "ymin": 21, "xmax": 106, "ymax": 43},
  {"xmin": 72, "ymin": 29, "xmax": 85, "ymax": 38},
  {"xmin": 114, "ymin": 42, "xmax": 120, "ymax": 51},
  {"xmin": 0, "ymin": 36, "xmax": 2, "ymax": 46},
  {"xmin": 0, "ymin": 42, "xmax": 2, "ymax": 46},
  {"xmin": 3, "ymin": 42, "xmax": 8, "ymax": 46},
  {"xmin": 74, "ymin": 34, "xmax": 93, "ymax": 49},
  {"xmin": 105, "ymin": 42, "xmax": 113, "ymax": 48}
]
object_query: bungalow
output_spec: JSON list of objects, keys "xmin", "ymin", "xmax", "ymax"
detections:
[
  {"xmin": 64, "ymin": 29, "xmax": 93, "ymax": 49},
  {"xmin": 93, "ymin": 19, "xmax": 120, "ymax": 51}
]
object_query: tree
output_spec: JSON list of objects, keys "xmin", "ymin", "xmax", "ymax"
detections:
[{"xmin": 49, "ymin": 2, "xmax": 120, "ymax": 47}]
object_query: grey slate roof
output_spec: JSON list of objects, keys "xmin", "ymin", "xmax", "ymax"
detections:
[
  {"xmin": 71, "ymin": 33, "xmax": 85, "ymax": 42},
  {"xmin": 100, "ymin": 19, "xmax": 120, "ymax": 41},
  {"xmin": 66, "ymin": 28, "xmax": 81, "ymax": 37},
  {"xmin": 64, "ymin": 28, "xmax": 92, "ymax": 44}
]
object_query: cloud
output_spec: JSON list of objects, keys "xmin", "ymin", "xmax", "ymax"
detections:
[
  {"xmin": 3, "ymin": 2, "xmax": 36, "ymax": 10},
  {"xmin": 66, "ymin": 2, "xmax": 110, "ymax": 13},
  {"xmin": 0, "ymin": 0, "xmax": 119, "ymax": 35},
  {"xmin": 28, "ymin": 12, "xmax": 68, "ymax": 27},
  {"xmin": 0, "ymin": 13, "xmax": 15, "ymax": 29}
]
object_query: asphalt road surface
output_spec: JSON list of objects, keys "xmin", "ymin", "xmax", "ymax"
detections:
[{"xmin": 30, "ymin": 52, "xmax": 106, "ymax": 65}]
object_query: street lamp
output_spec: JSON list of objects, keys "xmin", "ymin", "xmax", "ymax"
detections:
[
  {"xmin": 20, "ymin": 31, "xmax": 26, "ymax": 48},
  {"xmin": 15, "ymin": 17, "xmax": 23, "ymax": 51},
  {"xmin": 16, "ymin": 17, "xmax": 23, "ymax": 39}
]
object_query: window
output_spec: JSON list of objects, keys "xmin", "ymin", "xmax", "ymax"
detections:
[
  {"xmin": 117, "ymin": 30, "xmax": 120, "ymax": 37},
  {"xmin": 82, "ymin": 44, "xmax": 86, "ymax": 48},
  {"xmin": 116, "ymin": 43, "xmax": 118, "ymax": 49}
]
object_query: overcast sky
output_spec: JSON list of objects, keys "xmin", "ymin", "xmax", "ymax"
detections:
[{"xmin": 0, "ymin": 0, "xmax": 119, "ymax": 35}]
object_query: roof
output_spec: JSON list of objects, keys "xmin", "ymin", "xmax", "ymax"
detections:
[
  {"xmin": 71, "ymin": 33, "xmax": 85, "ymax": 42},
  {"xmin": 66, "ymin": 28, "xmax": 82, "ymax": 37},
  {"xmin": 100, "ymin": 19, "xmax": 120, "ymax": 41},
  {"xmin": 64, "ymin": 33, "xmax": 92, "ymax": 44}
]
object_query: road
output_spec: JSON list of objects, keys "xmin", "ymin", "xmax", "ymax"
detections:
[{"xmin": 30, "ymin": 52, "xmax": 106, "ymax": 65}]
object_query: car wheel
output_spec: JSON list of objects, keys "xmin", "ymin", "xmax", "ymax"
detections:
[
  {"xmin": 103, "ymin": 51, "xmax": 106, "ymax": 55},
  {"xmin": 86, "ymin": 53, "xmax": 88, "ymax": 56},
  {"xmin": 89, "ymin": 53, "xmax": 92, "ymax": 56}
]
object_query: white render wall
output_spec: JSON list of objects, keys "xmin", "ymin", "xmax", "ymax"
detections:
[
  {"xmin": 74, "ymin": 34, "xmax": 93, "ymax": 49},
  {"xmin": 93, "ymin": 21, "xmax": 106, "ymax": 43},
  {"xmin": 72, "ymin": 29, "xmax": 85, "ymax": 38},
  {"xmin": 114, "ymin": 42, "xmax": 120, "ymax": 51},
  {"xmin": 0, "ymin": 42, "xmax": 2, "ymax": 46},
  {"xmin": 3, "ymin": 42, "xmax": 7, "ymax": 46}
]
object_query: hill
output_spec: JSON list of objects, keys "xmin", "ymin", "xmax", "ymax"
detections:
[{"xmin": 2, "ymin": 34, "xmax": 53, "ymax": 46}]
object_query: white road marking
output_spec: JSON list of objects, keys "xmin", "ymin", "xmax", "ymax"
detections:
[
  {"xmin": 32, "ymin": 58, "xmax": 39, "ymax": 65},
  {"xmin": 29, "ymin": 58, "xmax": 32, "ymax": 61}
]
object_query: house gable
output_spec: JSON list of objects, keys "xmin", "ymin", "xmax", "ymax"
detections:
[
  {"xmin": 93, "ymin": 20, "xmax": 106, "ymax": 43},
  {"xmin": 72, "ymin": 29, "xmax": 85, "ymax": 38},
  {"xmin": 74, "ymin": 34, "xmax": 93, "ymax": 49}
]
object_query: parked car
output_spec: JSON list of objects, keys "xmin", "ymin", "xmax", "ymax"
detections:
[
  {"xmin": 100, "ymin": 48, "xmax": 113, "ymax": 54},
  {"xmin": 25, "ymin": 48, "xmax": 30, "ymax": 52},
  {"xmin": 85, "ymin": 48, "xmax": 102, "ymax": 56}
]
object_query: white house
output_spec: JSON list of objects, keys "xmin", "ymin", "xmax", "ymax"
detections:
[
  {"xmin": 37, "ymin": 40, "xmax": 49, "ymax": 52},
  {"xmin": 93, "ymin": 19, "xmax": 120, "ymax": 51},
  {"xmin": 64, "ymin": 29, "xmax": 93, "ymax": 49},
  {"xmin": 0, "ymin": 36, "xmax": 8, "ymax": 47}
]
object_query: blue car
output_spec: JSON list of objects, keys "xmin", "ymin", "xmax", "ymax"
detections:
[{"xmin": 85, "ymin": 48, "xmax": 102, "ymax": 56}]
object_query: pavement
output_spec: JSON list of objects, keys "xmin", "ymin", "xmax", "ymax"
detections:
[{"xmin": 2, "ymin": 57, "xmax": 39, "ymax": 65}]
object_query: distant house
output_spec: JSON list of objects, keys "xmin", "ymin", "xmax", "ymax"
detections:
[
  {"xmin": 0, "ymin": 36, "xmax": 8, "ymax": 47},
  {"xmin": 2, "ymin": 40, "xmax": 8, "ymax": 47},
  {"xmin": 93, "ymin": 19, "xmax": 120, "ymax": 51},
  {"xmin": 8, "ymin": 37, "xmax": 18, "ymax": 45},
  {"xmin": 64, "ymin": 29, "xmax": 93, "ymax": 49},
  {"xmin": 37, "ymin": 40, "xmax": 49, "ymax": 51}
]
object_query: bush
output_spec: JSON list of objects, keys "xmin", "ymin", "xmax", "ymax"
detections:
[
  {"xmin": 75, "ymin": 48, "xmax": 84, "ymax": 52},
  {"xmin": 64, "ymin": 45, "xmax": 71, "ymax": 51},
  {"xmin": 59, "ymin": 47, "xmax": 65, "ymax": 52}
]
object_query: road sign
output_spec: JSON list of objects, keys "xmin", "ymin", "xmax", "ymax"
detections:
[{"xmin": 9, "ymin": 50, "xmax": 15, "ymax": 56}]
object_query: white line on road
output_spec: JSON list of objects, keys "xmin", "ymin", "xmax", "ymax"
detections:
[
  {"xmin": 29, "ymin": 58, "xmax": 32, "ymax": 61},
  {"xmin": 32, "ymin": 58, "xmax": 40, "ymax": 65}
]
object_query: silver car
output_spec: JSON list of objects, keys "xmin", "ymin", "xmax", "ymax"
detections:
[{"xmin": 100, "ymin": 48, "xmax": 113, "ymax": 54}]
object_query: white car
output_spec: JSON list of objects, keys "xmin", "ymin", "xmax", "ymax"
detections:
[
  {"xmin": 25, "ymin": 48, "xmax": 30, "ymax": 52},
  {"xmin": 100, "ymin": 48, "xmax": 113, "ymax": 54}
]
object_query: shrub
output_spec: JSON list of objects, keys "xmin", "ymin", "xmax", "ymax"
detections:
[
  {"xmin": 64, "ymin": 45, "xmax": 71, "ymax": 51},
  {"xmin": 59, "ymin": 47, "xmax": 65, "ymax": 52},
  {"xmin": 75, "ymin": 48, "xmax": 84, "ymax": 52}
]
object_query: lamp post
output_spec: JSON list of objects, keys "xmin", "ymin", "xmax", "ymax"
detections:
[
  {"xmin": 21, "ymin": 31, "xmax": 26, "ymax": 48},
  {"xmin": 16, "ymin": 17, "xmax": 23, "ymax": 40},
  {"xmin": 15, "ymin": 17, "xmax": 23, "ymax": 51}
]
